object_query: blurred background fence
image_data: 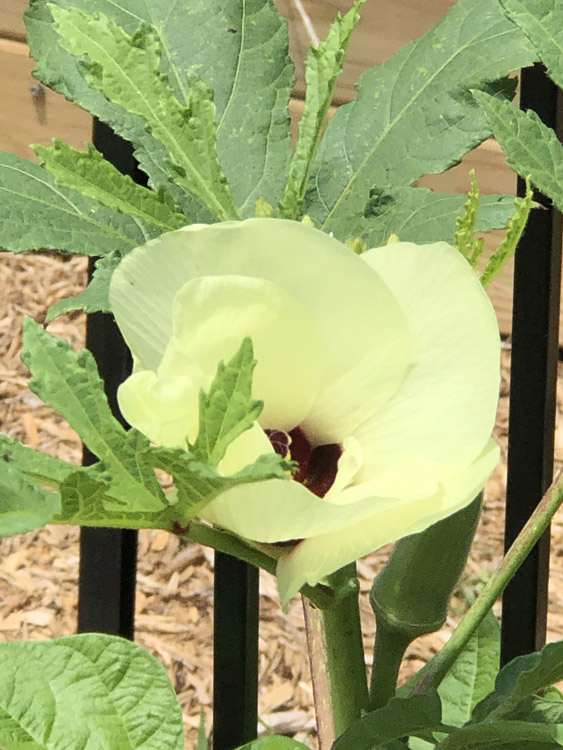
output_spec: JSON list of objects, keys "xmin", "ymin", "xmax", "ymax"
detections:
[{"xmin": 0, "ymin": 1, "xmax": 561, "ymax": 748}]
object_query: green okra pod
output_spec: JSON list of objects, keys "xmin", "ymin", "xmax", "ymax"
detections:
[{"xmin": 369, "ymin": 493, "xmax": 483, "ymax": 708}]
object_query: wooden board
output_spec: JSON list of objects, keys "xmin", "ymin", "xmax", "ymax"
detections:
[
  {"xmin": 278, "ymin": 0, "xmax": 457, "ymax": 102},
  {"xmin": 0, "ymin": 39, "xmax": 92, "ymax": 157},
  {"xmin": 0, "ymin": 0, "xmax": 26, "ymax": 39}
]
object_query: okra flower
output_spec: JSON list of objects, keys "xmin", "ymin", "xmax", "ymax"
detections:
[{"xmin": 110, "ymin": 219, "xmax": 500, "ymax": 606}]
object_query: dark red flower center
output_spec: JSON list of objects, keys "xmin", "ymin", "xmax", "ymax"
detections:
[{"xmin": 265, "ymin": 426, "xmax": 342, "ymax": 498}]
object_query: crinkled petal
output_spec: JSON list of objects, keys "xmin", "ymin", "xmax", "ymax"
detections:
[
  {"xmin": 161, "ymin": 275, "xmax": 324, "ymax": 431},
  {"xmin": 354, "ymin": 241, "xmax": 500, "ymax": 492},
  {"xmin": 109, "ymin": 219, "xmax": 411, "ymax": 441},
  {"xmin": 117, "ymin": 370, "xmax": 200, "ymax": 447},
  {"xmin": 276, "ymin": 439, "xmax": 500, "ymax": 608}
]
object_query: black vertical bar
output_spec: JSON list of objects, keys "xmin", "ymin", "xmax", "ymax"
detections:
[
  {"xmin": 213, "ymin": 553, "xmax": 259, "ymax": 749},
  {"xmin": 77, "ymin": 121, "xmax": 140, "ymax": 639},
  {"xmin": 502, "ymin": 65, "xmax": 562, "ymax": 664}
]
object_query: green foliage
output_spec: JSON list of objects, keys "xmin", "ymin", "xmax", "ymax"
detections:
[
  {"xmin": 0, "ymin": 461, "xmax": 60, "ymax": 537},
  {"xmin": 35, "ymin": 139, "xmax": 189, "ymax": 234},
  {"xmin": 46, "ymin": 252, "xmax": 122, "ymax": 321},
  {"xmin": 279, "ymin": 0, "xmax": 365, "ymax": 220},
  {"xmin": 437, "ymin": 611, "xmax": 500, "ymax": 728},
  {"xmin": 480, "ymin": 178, "xmax": 533, "ymax": 287},
  {"xmin": 432, "ymin": 720, "xmax": 563, "ymax": 748},
  {"xmin": 0, "ymin": 151, "xmax": 145, "ymax": 255},
  {"xmin": 472, "ymin": 639, "xmax": 563, "ymax": 723},
  {"xmin": 0, "ymin": 434, "xmax": 75, "ymax": 488},
  {"xmin": 49, "ymin": 6, "xmax": 237, "ymax": 222},
  {"xmin": 345, "ymin": 236, "xmax": 369, "ymax": 255},
  {"xmin": 513, "ymin": 687, "xmax": 563, "ymax": 725},
  {"xmin": 26, "ymin": 0, "xmax": 294, "ymax": 218},
  {"xmin": 190, "ymin": 338, "xmax": 263, "ymax": 468},
  {"xmin": 360, "ymin": 187, "xmax": 517, "ymax": 248},
  {"xmin": 454, "ymin": 171, "xmax": 484, "ymax": 267},
  {"xmin": 333, "ymin": 691, "xmax": 444, "ymax": 750},
  {"xmin": 145, "ymin": 450, "xmax": 292, "ymax": 529},
  {"xmin": 476, "ymin": 89, "xmax": 563, "ymax": 211},
  {"xmin": 0, "ymin": 634, "xmax": 183, "ymax": 749},
  {"xmin": 197, "ymin": 711, "xmax": 208, "ymax": 750},
  {"xmin": 303, "ymin": 0, "xmax": 535, "ymax": 240},
  {"xmin": 235, "ymin": 738, "xmax": 310, "ymax": 749},
  {"xmin": 500, "ymin": 0, "xmax": 563, "ymax": 89},
  {"xmin": 255, "ymin": 198, "xmax": 275, "ymax": 218},
  {"xmin": 6, "ymin": 328, "xmax": 290, "ymax": 532},
  {"xmin": 21, "ymin": 317, "xmax": 166, "ymax": 512}
]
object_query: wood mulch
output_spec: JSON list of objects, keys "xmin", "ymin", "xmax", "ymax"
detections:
[{"xmin": 1, "ymin": 251, "xmax": 563, "ymax": 748}]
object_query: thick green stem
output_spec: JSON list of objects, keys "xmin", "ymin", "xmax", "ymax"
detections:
[
  {"xmin": 370, "ymin": 622, "xmax": 412, "ymax": 710},
  {"xmin": 53, "ymin": 516, "xmax": 333, "ymax": 608},
  {"xmin": 303, "ymin": 565, "xmax": 369, "ymax": 744},
  {"xmin": 410, "ymin": 468, "xmax": 563, "ymax": 695}
]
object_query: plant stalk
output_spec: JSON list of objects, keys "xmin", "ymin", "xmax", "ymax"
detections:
[
  {"xmin": 410, "ymin": 467, "xmax": 563, "ymax": 695},
  {"xmin": 302, "ymin": 596, "xmax": 335, "ymax": 749},
  {"xmin": 369, "ymin": 622, "xmax": 412, "ymax": 710},
  {"xmin": 303, "ymin": 564, "xmax": 369, "ymax": 744},
  {"xmin": 53, "ymin": 515, "xmax": 334, "ymax": 608}
]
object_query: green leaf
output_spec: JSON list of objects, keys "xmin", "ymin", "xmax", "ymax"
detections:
[
  {"xmin": 361, "ymin": 187, "xmax": 517, "ymax": 247},
  {"xmin": 0, "ymin": 633, "xmax": 183, "ymax": 749},
  {"xmin": 190, "ymin": 338, "xmax": 263, "ymax": 468},
  {"xmin": 333, "ymin": 691, "xmax": 444, "ymax": 750},
  {"xmin": 21, "ymin": 318, "xmax": 165, "ymax": 512},
  {"xmin": 279, "ymin": 1, "xmax": 365, "ymax": 219},
  {"xmin": 0, "ymin": 151, "xmax": 145, "ymax": 255},
  {"xmin": 146, "ymin": 450, "xmax": 292, "ymax": 528},
  {"xmin": 197, "ymin": 711, "xmax": 208, "ymax": 750},
  {"xmin": 235, "ymin": 738, "xmax": 310, "ymax": 750},
  {"xmin": 54, "ymin": 470, "xmax": 120, "ymax": 525},
  {"xmin": 472, "ymin": 639, "xmax": 563, "ymax": 723},
  {"xmin": 438, "ymin": 610, "xmax": 500, "ymax": 728},
  {"xmin": 500, "ymin": 0, "xmax": 563, "ymax": 89},
  {"xmin": 0, "ymin": 434, "xmax": 75, "ymax": 489},
  {"xmin": 26, "ymin": 0, "xmax": 294, "ymax": 218},
  {"xmin": 46, "ymin": 252, "xmax": 121, "ymax": 321},
  {"xmin": 304, "ymin": 0, "xmax": 535, "ymax": 239},
  {"xmin": 454, "ymin": 171, "xmax": 482, "ymax": 266},
  {"xmin": 48, "ymin": 6, "xmax": 237, "ymax": 223},
  {"xmin": 475, "ymin": 90, "xmax": 563, "ymax": 212},
  {"xmin": 480, "ymin": 178, "xmax": 533, "ymax": 287},
  {"xmin": 0, "ymin": 460, "xmax": 60, "ymax": 537},
  {"xmin": 511, "ymin": 688, "xmax": 563, "ymax": 726},
  {"xmin": 433, "ymin": 720, "xmax": 563, "ymax": 748},
  {"xmin": 34, "ymin": 139, "xmax": 189, "ymax": 234}
]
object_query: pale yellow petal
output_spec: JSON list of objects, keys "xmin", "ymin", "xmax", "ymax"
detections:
[
  {"xmin": 276, "ymin": 439, "xmax": 500, "ymax": 608},
  {"xmin": 117, "ymin": 370, "xmax": 200, "ymax": 447},
  {"xmin": 161, "ymin": 275, "xmax": 324, "ymax": 431},
  {"xmin": 200, "ymin": 476, "xmax": 402, "ymax": 543},
  {"xmin": 355, "ymin": 241, "xmax": 500, "ymax": 492},
  {"xmin": 325, "ymin": 437, "xmax": 364, "ymax": 498},
  {"xmin": 218, "ymin": 423, "xmax": 274, "ymax": 476},
  {"xmin": 109, "ymin": 219, "xmax": 411, "ymax": 442}
]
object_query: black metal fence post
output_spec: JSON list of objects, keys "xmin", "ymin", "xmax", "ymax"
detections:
[
  {"xmin": 77, "ymin": 121, "xmax": 139, "ymax": 639},
  {"xmin": 502, "ymin": 65, "xmax": 563, "ymax": 663},
  {"xmin": 213, "ymin": 555, "xmax": 259, "ymax": 749}
]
